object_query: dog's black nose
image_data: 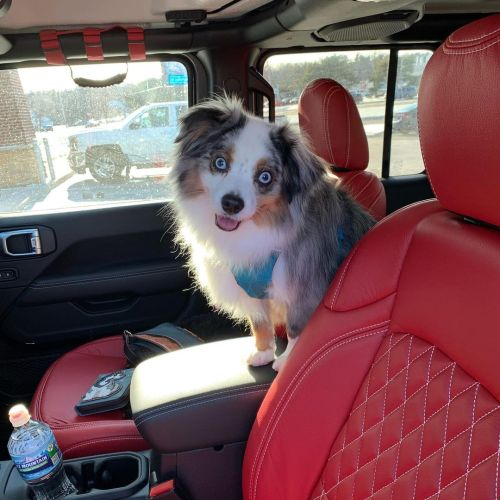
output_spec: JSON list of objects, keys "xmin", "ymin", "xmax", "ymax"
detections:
[{"xmin": 221, "ymin": 194, "xmax": 244, "ymax": 215}]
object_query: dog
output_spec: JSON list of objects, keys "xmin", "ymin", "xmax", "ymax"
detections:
[{"xmin": 168, "ymin": 97, "xmax": 375, "ymax": 371}]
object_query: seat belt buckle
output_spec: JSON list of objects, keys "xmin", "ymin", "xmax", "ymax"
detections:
[{"xmin": 149, "ymin": 478, "xmax": 185, "ymax": 499}]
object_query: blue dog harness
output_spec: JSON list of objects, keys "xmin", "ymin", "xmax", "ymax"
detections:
[
  {"xmin": 232, "ymin": 227, "xmax": 345, "ymax": 300},
  {"xmin": 232, "ymin": 251, "xmax": 280, "ymax": 300}
]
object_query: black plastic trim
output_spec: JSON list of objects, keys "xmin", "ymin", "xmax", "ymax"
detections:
[
  {"xmin": 381, "ymin": 48, "xmax": 398, "ymax": 179},
  {"xmin": 382, "ymin": 173, "xmax": 434, "ymax": 214}
]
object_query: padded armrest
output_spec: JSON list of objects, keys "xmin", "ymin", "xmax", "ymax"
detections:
[{"xmin": 130, "ymin": 337, "xmax": 276, "ymax": 453}]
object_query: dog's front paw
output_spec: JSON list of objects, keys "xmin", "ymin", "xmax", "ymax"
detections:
[
  {"xmin": 272, "ymin": 354, "xmax": 289, "ymax": 372},
  {"xmin": 247, "ymin": 348, "xmax": 275, "ymax": 367}
]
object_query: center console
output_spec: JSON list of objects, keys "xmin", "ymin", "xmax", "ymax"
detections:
[
  {"xmin": 0, "ymin": 337, "xmax": 276, "ymax": 500},
  {"xmin": 131, "ymin": 337, "xmax": 276, "ymax": 500}
]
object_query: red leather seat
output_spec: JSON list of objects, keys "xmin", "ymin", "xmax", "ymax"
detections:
[
  {"xmin": 30, "ymin": 336, "xmax": 148, "ymax": 458},
  {"xmin": 299, "ymin": 78, "xmax": 386, "ymax": 220},
  {"xmin": 244, "ymin": 14, "xmax": 500, "ymax": 500}
]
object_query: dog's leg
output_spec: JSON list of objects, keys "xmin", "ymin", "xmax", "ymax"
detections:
[
  {"xmin": 272, "ymin": 335, "xmax": 298, "ymax": 372},
  {"xmin": 247, "ymin": 318, "xmax": 275, "ymax": 367}
]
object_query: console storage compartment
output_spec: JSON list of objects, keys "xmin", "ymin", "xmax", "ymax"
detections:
[{"xmin": 130, "ymin": 337, "xmax": 277, "ymax": 499}]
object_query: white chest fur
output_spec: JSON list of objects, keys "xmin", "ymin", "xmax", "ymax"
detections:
[{"xmin": 189, "ymin": 244, "xmax": 288, "ymax": 324}]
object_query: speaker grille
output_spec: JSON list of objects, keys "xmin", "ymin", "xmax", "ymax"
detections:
[
  {"xmin": 315, "ymin": 10, "xmax": 420, "ymax": 42},
  {"xmin": 317, "ymin": 20, "xmax": 412, "ymax": 41}
]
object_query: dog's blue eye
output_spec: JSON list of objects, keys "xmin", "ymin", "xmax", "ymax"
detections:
[
  {"xmin": 214, "ymin": 157, "xmax": 227, "ymax": 170},
  {"xmin": 258, "ymin": 171, "xmax": 272, "ymax": 185}
]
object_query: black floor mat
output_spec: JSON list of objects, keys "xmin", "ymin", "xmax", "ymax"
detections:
[{"xmin": 178, "ymin": 311, "xmax": 249, "ymax": 342}]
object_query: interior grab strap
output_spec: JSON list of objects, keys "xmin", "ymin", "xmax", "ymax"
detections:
[{"xmin": 40, "ymin": 26, "xmax": 146, "ymax": 65}]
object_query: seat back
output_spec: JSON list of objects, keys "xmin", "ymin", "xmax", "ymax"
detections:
[
  {"xmin": 244, "ymin": 14, "xmax": 500, "ymax": 500},
  {"xmin": 298, "ymin": 78, "xmax": 386, "ymax": 220}
]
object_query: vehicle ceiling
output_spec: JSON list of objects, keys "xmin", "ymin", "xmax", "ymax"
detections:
[
  {"xmin": 0, "ymin": 0, "xmax": 498, "ymax": 32},
  {"xmin": 0, "ymin": 0, "xmax": 499, "ymax": 63}
]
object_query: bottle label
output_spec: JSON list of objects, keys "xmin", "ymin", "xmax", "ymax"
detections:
[{"xmin": 10, "ymin": 436, "xmax": 62, "ymax": 483}]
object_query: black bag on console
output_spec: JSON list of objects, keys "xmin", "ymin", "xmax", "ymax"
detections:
[
  {"xmin": 74, "ymin": 323, "xmax": 203, "ymax": 416},
  {"xmin": 123, "ymin": 322, "xmax": 203, "ymax": 367}
]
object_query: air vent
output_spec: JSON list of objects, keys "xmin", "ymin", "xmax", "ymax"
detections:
[{"xmin": 314, "ymin": 10, "xmax": 420, "ymax": 42}]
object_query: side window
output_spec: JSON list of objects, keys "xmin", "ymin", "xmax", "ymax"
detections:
[
  {"xmin": 0, "ymin": 60, "xmax": 189, "ymax": 215},
  {"xmin": 149, "ymin": 107, "xmax": 170, "ymax": 128},
  {"xmin": 132, "ymin": 111, "xmax": 154, "ymax": 129},
  {"xmin": 263, "ymin": 51, "xmax": 390, "ymax": 177},
  {"xmin": 263, "ymin": 49, "xmax": 432, "ymax": 178},
  {"xmin": 391, "ymin": 50, "xmax": 432, "ymax": 176}
]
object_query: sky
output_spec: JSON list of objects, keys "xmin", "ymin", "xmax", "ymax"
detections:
[{"xmin": 18, "ymin": 61, "xmax": 163, "ymax": 92}]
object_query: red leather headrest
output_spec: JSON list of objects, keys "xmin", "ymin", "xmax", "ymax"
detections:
[
  {"xmin": 419, "ymin": 14, "xmax": 500, "ymax": 227},
  {"xmin": 298, "ymin": 79, "xmax": 369, "ymax": 171}
]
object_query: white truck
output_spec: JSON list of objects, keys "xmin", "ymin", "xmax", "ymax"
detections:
[{"xmin": 68, "ymin": 101, "xmax": 188, "ymax": 182}]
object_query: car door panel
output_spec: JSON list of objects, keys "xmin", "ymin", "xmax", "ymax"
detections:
[{"xmin": 0, "ymin": 202, "xmax": 195, "ymax": 345}]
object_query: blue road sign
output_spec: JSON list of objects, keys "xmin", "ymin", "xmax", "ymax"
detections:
[{"xmin": 168, "ymin": 74, "xmax": 188, "ymax": 86}]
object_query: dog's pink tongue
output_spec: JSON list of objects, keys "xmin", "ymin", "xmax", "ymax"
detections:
[{"xmin": 215, "ymin": 215, "xmax": 239, "ymax": 231}]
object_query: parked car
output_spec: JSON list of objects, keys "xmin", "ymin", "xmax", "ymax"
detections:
[
  {"xmin": 350, "ymin": 90, "xmax": 364, "ymax": 104},
  {"xmin": 39, "ymin": 116, "xmax": 54, "ymax": 132},
  {"xmin": 393, "ymin": 102, "xmax": 418, "ymax": 133},
  {"xmin": 68, "ymin": 101, "xmax": 188, "ymax": 182},
  {"xmin": 395, "ymin": 85, "xmax": 417, "ymax": 99}
]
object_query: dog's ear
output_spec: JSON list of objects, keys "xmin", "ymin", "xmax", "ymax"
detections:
[
  {"xmin": 175, "ymin": 98, "xmax": 246, "ymax": 156},
  {"xmin": 175, "ymin": 106, "xmax": 226, "ymax": 144},
  {"xmin": 271, "ymin": 124, "xmax": 324, "ymax": 203}
]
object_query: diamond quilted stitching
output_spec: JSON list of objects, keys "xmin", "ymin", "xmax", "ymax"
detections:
[{"xmin": 311, "ymin": 334, "xmax": 500, "ymax": 500}]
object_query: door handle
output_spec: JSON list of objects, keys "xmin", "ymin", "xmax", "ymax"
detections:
[{"xmin": 0, "ymin": 229, "xmax": 42, "ymax": 256}]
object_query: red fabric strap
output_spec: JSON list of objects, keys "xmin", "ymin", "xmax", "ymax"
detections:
[
  {"xmin": 40, "ymin": 30, "xmax": 66, "ymax": 65},
  {"xmin": 126, "ymin": 27, "xmax": 146, "ymax": 61},
  {"xmin": 39, "ymin": 26, "xmax": 146, "ymax": 65},
  {"xmin": 83, "ymin": 28, "xmax": 104, "ymax": 61}
]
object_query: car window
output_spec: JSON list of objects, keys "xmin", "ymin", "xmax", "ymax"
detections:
[
  {"xmin": 263, "ymin": 49, "xmax": 432, "ymax": 177},
  {"xmin": 131, "ymin": 108, "xmax": 169, "ymax": 129},
  {"xmin": 391, "ymin": 50, "xmax": 432, "ymax": 176},
  {"xmin": 264, "ymin": 50, "xmax": 390, "ymax": 177},
  {"xmin": 173, "ymin": 104, "xmax": 188, "ymax": 122},
  {"xmin": 0, "ymin": 60, "xmax": 189, "ymax": 215}
]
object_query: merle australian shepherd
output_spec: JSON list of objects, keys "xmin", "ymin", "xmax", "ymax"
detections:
[{"xmin": 168, "ymin": 97, "xmax": 374, "ymax": 371}]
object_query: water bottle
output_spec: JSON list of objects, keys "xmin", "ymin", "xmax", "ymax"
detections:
[{"xmin": 7, "ymin": 404, "xmax": 76, "ymax": 500}]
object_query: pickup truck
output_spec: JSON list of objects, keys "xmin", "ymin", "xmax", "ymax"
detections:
[{"xmin": 68, "ymin": 101, "xmax": 188, "ymax": 182}]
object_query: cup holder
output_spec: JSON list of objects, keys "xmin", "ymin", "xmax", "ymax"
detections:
[
  {"xmin": 95, "ymin": 456, "xmax": 139, "ymax": 489},
  {"xmin": 3, "ymin": 451, "xmax": 149, "ymax": 500},
  {"xmin": 63, "ymin": 452, "xmax": 148, "ymax": 498}
]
